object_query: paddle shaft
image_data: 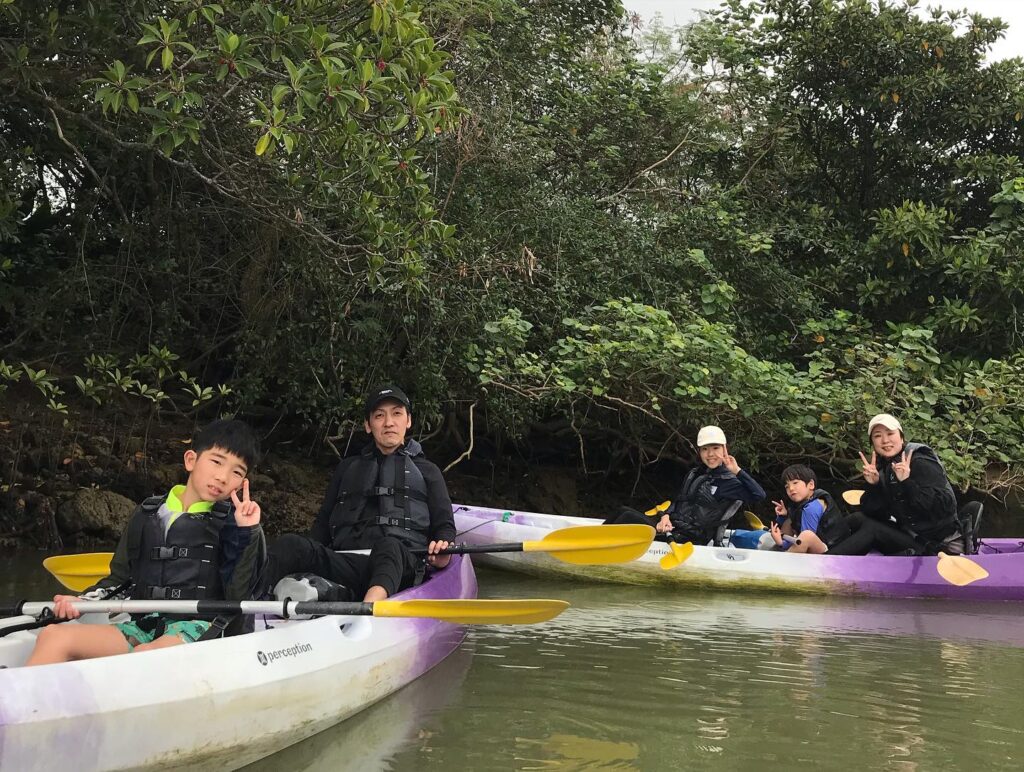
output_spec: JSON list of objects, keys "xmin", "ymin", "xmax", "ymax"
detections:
[
  {"xmin": 9, "ymin": 600, "xmax": 376, "ymax": 618},
  {"xmin": 412, "ymin": 542, "xmax": 527, "ymax": 556},
  {"xmin": 5, "ymin": 597, "xmax": 569, "ymax": 625}
]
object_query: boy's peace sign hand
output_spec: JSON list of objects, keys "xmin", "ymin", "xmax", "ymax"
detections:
[
  {"xmin": 892, "ymin": 449, "xmax": 914, "ymax": 482},
  {"xmin": 772, "ymin": 499, "xmax": 788, "ymax": 517},
  {"xmin": 230, "ymin": 479, "xmax": 261, "ymax": 526},
  {"xmin": 859, "ymin": 451, "xmax": 880, "ymax": 484}
]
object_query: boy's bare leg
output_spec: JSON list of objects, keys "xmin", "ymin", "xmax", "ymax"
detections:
[
  {"xmin": 794, "ymin": 530, "xmax": 828, "ymax": 554},
  {"xmin": 25, "ymin": 624, "xmax": 130, "ymax": 666},
  {"xmin": 132, "ymin": 634, "xmax": 187, "ymax": 653}
]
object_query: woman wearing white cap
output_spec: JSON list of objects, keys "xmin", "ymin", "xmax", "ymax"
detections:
[
  {"xmin": 828, "ymin": 413, "xmax": 961, "ymax": 555},
  {"xmin": 605, "ymin": 425, "xmax": 765, "ymax": 544}
]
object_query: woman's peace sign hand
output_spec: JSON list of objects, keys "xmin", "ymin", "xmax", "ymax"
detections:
[
  {"xmin": 230, "ymin": 479, "xmax": 261, "ymax": 526},
  {"xmin": 859, "ymin": 451, "xmax": 880, "ymax": 485},
  {"xmin": 892, "ymin": 449, "xmax": 914, "ymax": 482}
]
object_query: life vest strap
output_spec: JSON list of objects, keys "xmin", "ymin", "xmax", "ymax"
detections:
[
  {"xmin": 150, "ymin": 545, "xmax": 215, "ymax": 560},
  {"xmin": 364, "ymin": 485, "xmax": 428, "ymax": 502},
  {"xmin": 146, "ymin": 586, "xmax": 203, "ymax": 600},
  {"xmin": 375, "ymin": 515, "xmax": 418, "ymax": 529}
]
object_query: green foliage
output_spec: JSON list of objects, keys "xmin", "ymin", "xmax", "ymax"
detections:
[
  {"xmin": 1, "ymin": 346, "xmax": 232, "ymax": 420},
  {"xmin": 1, "ymin": 0, "xmax": 461, "ymax": 426},
  {"xmin": 442, "ymin": 0, "xmax": 1024, "ymax": 493},
  {"xmin": 2, "ymin": 0, "xmax": 1024, "ymax": 497}
]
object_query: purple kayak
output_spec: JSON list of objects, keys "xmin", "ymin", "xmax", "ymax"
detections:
[{"xmin": 454, "ymin": 504, "xmax": 1024, "ymax": 601}]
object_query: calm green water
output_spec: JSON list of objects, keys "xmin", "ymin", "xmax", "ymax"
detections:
[{"xmin": 5, "ymin": 554, "xmax": 1024, "ymax": 770}]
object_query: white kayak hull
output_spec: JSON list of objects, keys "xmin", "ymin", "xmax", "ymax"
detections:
[{"xmin": 0, "ymin": 555, "xmax": 475, "ymax": 771}]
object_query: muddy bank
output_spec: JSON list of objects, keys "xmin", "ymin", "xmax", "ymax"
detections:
[
  {"xmin": 2, "ymin": 401, "xmax": 1021, "ymax": 550},
  {"xmin": 0, "ymin": 401, "xmax": 666, "ymax": 551}
]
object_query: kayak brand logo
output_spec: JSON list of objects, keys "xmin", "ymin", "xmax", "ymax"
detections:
[{"xmin": 256, "ymin": 642, "xmax": 313, "ymax": 666}]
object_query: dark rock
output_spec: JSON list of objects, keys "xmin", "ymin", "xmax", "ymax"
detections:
[
  {"xmin": 250, "ymin": 472, "xmax": 275, "ymax": 490},
  {"xmin": 262, "ymin": 456, "xmax": 327, "ymax": 493},
  {"xmin": 57, "ymin": 489, "xmax": 136, "ymax": 539},
  {"xmin": 120, "ymin": 436, "xmax": 146, "ymax": 456},
  {"xmin": 150, "ymin": 463, "xmax": 184, "ymax": 490},
  {"xmin": 522, "ymin": 468, "xmax": 580, "ymax": 516},
  {"xmin": 82, "ymin": 434, "xmax": 113, "ymax": 457},
  {"xmin": 0, "ymin": 489, "xmax": 60, "ymax": 549}
]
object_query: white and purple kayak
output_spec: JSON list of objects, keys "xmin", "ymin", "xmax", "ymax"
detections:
[
  {"xmin": 0, "ymin": 555, "xmax": 475, "ymax": 771},
  {"xmin": 454, "ymin": 504, "xmax": 1024, "ymax": 601}
]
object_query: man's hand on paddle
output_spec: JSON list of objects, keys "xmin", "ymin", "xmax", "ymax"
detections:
[
  {"xmin": 427, "ymin": 540, "xmax": 452, "ymax": 569},
  {"xmin": 230, "ymin": 479, "xmax": 261, "ymax": 526},
  {"xmin": 859, "ymin": 451, "xmax": 880, "ymax": 485},
  {"xmin": 656, "ymin": 514, "xmax": 674, "ymax": 534},
  {"xmin": 892, "ymin": 449, "xmax": 914, "ymax": 482}
]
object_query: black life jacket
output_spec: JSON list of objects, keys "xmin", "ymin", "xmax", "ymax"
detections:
[
  {"xmin": 124, "ymin": 496, "xmax": 231, "ymax": 608},
  {"xmin": 669, "ymin": 467, "xmax": 737, "ymax": 543},
  {"xmin": 328, "ymin": 442, "xmax": 431, "ymax": 550},
  {"xmin": 786, "ymin": 489, "xmax": 847, "ymax": 547},
  {"xmin": 877, "ymin": 442, "xmax": 958, "ymax": 539}
]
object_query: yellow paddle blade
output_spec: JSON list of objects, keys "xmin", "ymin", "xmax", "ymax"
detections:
[
  {"xmin": 659, "ymin": 541, "xmax": 694, "ymax": 570},
  {"xmin": 644, "ymin": 500, "xmax": 672, "ymax": 516},
  {"xmin": 744, "ymin": 511, "xmax": 765, "ymax": 529},
  {"xmin": 936, "ymin": 552, "xmax": 989, "ymax": 587},
  {"xmin": 522, "ymin": 524, "xmax": 655, "ymax": 565},
  {"xmin": 372, "ymin": 598, "xmax": 570, "ymax": 625},
  {"xmin": 842, "ymin": 490, "xmax": 865, "ymax": 507},
  {"xmin": 42, "ymin": 552, "xmax": 113, "ymax": 591}
]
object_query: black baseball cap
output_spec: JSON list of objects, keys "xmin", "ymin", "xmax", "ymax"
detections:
[{"xmin": 364, "ymin": 385, "xmax": 412, "ymax": 418}]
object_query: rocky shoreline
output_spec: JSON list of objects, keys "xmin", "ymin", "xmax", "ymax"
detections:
[{"xmin": 0, "ymin": 404, "xmax": 607, "ymax": 551}]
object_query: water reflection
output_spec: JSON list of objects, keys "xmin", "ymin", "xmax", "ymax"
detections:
[
  {"xmin": 243, "ymin": 641, "xmax": 473, "ymax": 771},
  {"xmin": 4, "ymin": 556, "xmax": 1024, "ymax": 770},
  {"xmin": 382, "ymin": 571, "xmax": 1024, "ymax": 770}
]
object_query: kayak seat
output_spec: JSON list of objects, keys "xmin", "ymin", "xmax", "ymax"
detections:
[
  {"xmin": 274, "ymin": 573, "xmax": 354, "ymax": 603},
  {"xmin": 958, "ymin": 502, "xmax": 983, "ymax": 555},
  {"xmin": 713, "ymin": 500, "xmax": 745, "ymax": 547}
]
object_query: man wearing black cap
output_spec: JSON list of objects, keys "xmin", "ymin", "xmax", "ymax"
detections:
[{"xmin": 264, "ymin": 384, "xmax": 456, "ymax": 601}]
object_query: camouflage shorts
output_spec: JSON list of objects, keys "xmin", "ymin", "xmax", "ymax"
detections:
[{"xmin": 115, "ymin": 613, "xmax": 211, "ymax": 649}]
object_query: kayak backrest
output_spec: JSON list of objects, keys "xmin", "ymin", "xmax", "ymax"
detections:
[
  {"xmin": 959, "ymin": 502, "xmax": 984, "ymax": 555},
  {"xmin": 713, "ymin": 500, "xmax": 745, "ymax": 547}
]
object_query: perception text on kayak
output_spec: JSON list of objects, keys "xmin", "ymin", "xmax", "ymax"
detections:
[{"xmin": 256, "ymin": 642, "xmax": 313, "ymax": 666}]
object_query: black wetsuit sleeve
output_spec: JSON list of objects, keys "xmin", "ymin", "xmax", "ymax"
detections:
[
  {"xmin": 419, "ymin": 460, "xmax": 456, "ymax": 542},
  {"xmin": 897, "ymin": 453, "xmax": 955, "ymax": 517},
  {"xmin": 860, "ymin": 484, "xmax": 889, "ymax": 521},
  {"xmin": 309, "ymin": 460, "xmax": 349, "ymax": 545},
  {"xmin": 81, "ymin": 513, "xmax": 136, "ymax": 597},
  {"xmin": 711, "ymin": 470, "xmax": 766, "ymax": 504},
  {"xmin": 667, "ymin": 471, "xmax": 695, "ymax": 518},
  {"xmin": 219, "ymin": 522, "xmax": 267, "ymax": 601},
  {"xmin": 734, "ymin": 470, "xmax": 766, "ymax": 503}
]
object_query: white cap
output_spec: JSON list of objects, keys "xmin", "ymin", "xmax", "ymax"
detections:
[
  {"xmin": 696, "ymin": 425, "xmax": 727, "ymax": 447},
  {"xmin": 868, "ymin": 413, "xmax": 903, "ymax": 434}
]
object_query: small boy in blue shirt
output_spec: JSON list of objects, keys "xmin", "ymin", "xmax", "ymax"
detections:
[{"xmin": 770, "ymin": 464, "xmax": 843, "ymax": 553}]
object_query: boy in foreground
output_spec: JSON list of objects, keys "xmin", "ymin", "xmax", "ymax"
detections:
[{"xmin": 26, "ymin": 419, "xmax": 265, "ymax": 665}]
